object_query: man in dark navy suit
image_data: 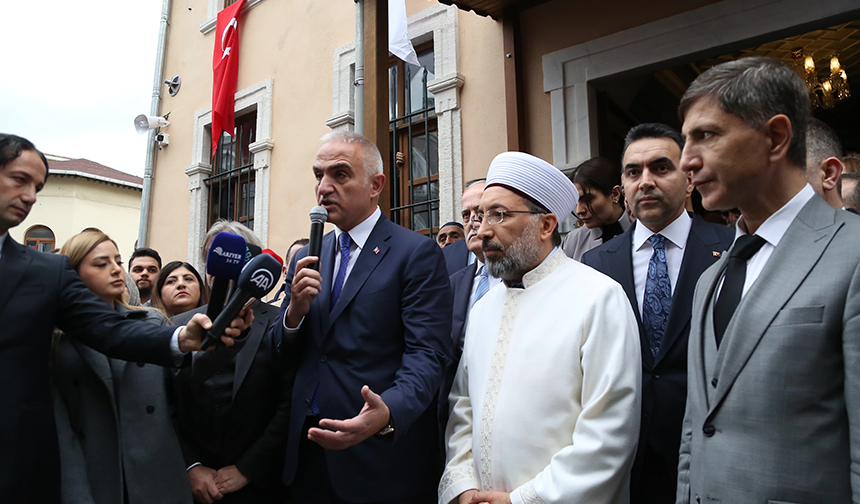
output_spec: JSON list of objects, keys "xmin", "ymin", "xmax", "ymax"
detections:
[
  {"xmin": 276, "ymin": 131, "xmax": 452, "ymax": 503},
  {"xmin": 0, "ymin": 134, "xmax": 248, "ymax": 503},
  {"xmin": 582, "ymin": 124, "xmax": 733, "ymax": 504}
]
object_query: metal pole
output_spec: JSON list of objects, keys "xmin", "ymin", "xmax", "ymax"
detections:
[
  {"xmin": 354, "ymin": 0, "xmax": 365, "ymax": 135},
  {"xmin": 137, "ymin": 0, "xmax": 171, "ymax": 249}
]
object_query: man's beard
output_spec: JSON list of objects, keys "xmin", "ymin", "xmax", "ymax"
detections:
[
  {"xmin": 137, "ymin": 283, "xmax": 152, "ymax": 298},
  {"xmin": 483, "ymin": 220, "xmax": 543, "ymax": 281}
]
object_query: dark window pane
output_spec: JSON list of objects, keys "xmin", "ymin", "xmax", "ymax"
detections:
[
  {"xmin": 26, "ymin": 226, "xmax": 54, "ymax": 239},
  {"xmin": 411, "ymin": 135, "xmax": 429, "ymax": 180},
  {"xmin": 407, "ymin": 49, "xmax": 435, "ymax": 115}
]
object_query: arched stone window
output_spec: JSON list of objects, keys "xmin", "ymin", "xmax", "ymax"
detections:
[{"xmin": 25, "ymin": 225, "xmax": 55, "ymax": 252}]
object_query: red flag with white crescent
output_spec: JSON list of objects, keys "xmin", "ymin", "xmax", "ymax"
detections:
[{"xmin": 211, "ymin": 0, "xmax": 248, "ymax": 157}]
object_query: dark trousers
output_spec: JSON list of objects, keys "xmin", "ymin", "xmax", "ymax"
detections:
[{"xmin": 291, "ymin": 416, "xmax": 435, "ymax": 504}]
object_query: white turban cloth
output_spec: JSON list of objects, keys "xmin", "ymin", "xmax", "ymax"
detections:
[{"xmin": 485, "ymin": 151, "xmax": 579, "ymax": 220}]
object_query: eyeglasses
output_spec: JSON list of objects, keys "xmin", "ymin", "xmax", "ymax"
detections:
[{"xmin": 472, "ymin": 209, "xmax": 546, "ymax": 225}]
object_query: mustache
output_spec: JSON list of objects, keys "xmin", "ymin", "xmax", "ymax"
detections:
[
  {"xmin": 482, "ymin": 238, "xmax": 504, "ymax": 253},
  {"xmin": 468, "ymin": 228, "xmax": 479, "ymax": 240}
]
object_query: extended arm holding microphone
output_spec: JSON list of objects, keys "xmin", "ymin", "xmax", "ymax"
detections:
[{"xmin": 202, "ymin": 253, "xmax": 282, "ymax": 350}]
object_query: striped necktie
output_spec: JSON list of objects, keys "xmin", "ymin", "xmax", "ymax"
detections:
[{"xmin": 471, "ymin": 265, "xmax": 490, "ymax": 308}]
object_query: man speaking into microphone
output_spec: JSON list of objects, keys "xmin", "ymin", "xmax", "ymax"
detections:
[{"xmin": 275, "ymin": 131, "xmax": 453, "ymax": 503}]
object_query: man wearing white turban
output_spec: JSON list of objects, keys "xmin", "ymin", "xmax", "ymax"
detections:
[{"xmin": 439, "ymin": 152, "xmax": 642, "ymax": 504}]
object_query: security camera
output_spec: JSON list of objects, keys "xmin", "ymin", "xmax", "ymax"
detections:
[{"xmin": 156, "ymin": 133, "xmax": 169, "ymax": 147}]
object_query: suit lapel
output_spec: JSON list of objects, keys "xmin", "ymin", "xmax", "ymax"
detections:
[
  {"xmin": 709, "ymin": 198, "xmax": 839, "ymax": 416},
  {"xmin": 600, "ymin": 225, "xmax": 650, "ymax": 367},
  {"xmin": 233, "ymin": 302, "xmax": 268, "ymax": 400},
  {"xmin": 654, "ymin": 218, "xmax": 719, "ymax": 366},
  {"xmin": 0, "ymin": 237, "xmax": 32, "ymax": 315},
  {"xmin": 324, "ymin": 217, "xmax": 391, "ymax": 335},
  {"xmin": 72, "ymin": 339, "xmax": 116, "ymax": 398}
]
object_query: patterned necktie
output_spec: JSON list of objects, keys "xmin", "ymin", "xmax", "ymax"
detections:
[
  {"xmin": 642, "ymin": 234, "xmax": 672, "ymax": 357},
  {"xmin": 311, "ymin": 232, "xmax": 351, "ymax": 416},
  {"xmin": 713, "ymin": 234, "xmax": 766, "ymax": 348},
  {"xmin": 330, "ymin": 232, "xmax": 352, "ymax": 310},
  {"xmin": 471, "ymin": 265, "xmax": 490, "ymax": 308}
]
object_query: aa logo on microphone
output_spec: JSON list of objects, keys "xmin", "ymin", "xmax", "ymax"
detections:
[{"xmin": 249, "ymin": 269, "xmax": 275, "ymax": 291}]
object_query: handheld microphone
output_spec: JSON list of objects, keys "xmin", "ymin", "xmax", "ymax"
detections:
[
  {"xmin": 307, "ymin": 206, "xmax": 328, "ymax": 271},
  {"xmin": 205, "ymin": 233, "xmax": 247, "ymax": 321},
  {"xmin": 262, "ymin": 249, "xmax": 284, "ymax": 267},
  {"xmin": 201, "ymin": 253, "xmax": 283, "ymax": 350},
  {"xmin": 245, "ymin": 243, "xmax": 263, "ymax": 262}
]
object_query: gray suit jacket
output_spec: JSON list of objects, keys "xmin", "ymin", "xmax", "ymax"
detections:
[
  {"xmin": 52, "ymin": 306, "xmax": 191, "ymax": 504},
  {"xmin": 677, "ymin": 195, "xmax": 860, "ymax": 503}
]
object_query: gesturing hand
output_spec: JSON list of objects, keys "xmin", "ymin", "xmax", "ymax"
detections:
[
  {"xmin": 187, "ymin": 465, "xmax": 223, "ymax": 503},
  {"xmin": 286, "ymin": 255, "xmax": 322, "ymax": 328},
  {"xmin": 213, "ymin": 465, "xmax": 249, "ymax": 495},
  {"xmin": 308, "ymin": 385, "xmax": 390, "ymax": 450}
]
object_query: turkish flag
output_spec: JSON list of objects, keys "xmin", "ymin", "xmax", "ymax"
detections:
[{"xmin": 211, "ymin": 0, "xmax": 248, "ymax": 157}]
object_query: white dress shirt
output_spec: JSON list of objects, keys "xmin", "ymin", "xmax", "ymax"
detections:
[
  {"xmin": 727, "ymin": 184, "xmax": 815, "ymax": 297},
  {"xmin": 283, "ymin": 207, "xmax": 382, "ymax": 330},
  {"xmin": 632, "ymin": 212, "xmax": 692, "ymax": 317}
]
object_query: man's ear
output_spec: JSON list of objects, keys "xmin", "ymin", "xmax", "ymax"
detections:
[
  {"xmin": 368, "ymin": 172, "xmax": 386, "ymax": 199},
  {"xmin": 764, "ymin": 114, "xmax": 793, "ymax": 164},
  {"xmin": 821, "ymin": 157, "xmax": 844, "ymax": 192},
  {"xmin": 540, "ymin": 214, "xmax": 559, "ymax": 242}
]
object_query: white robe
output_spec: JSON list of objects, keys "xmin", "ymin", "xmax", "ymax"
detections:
[{"xmin": 439, "ymin": 251, "xmax": 641, "ymax": 504}]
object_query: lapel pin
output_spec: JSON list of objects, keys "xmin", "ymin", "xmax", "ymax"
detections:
[
  {"xmin": 374, "ymin": 247, "xmax": 380, "ymax": 254},
  {"xmin": 712, "ymin": 251, "xmax": 721, "ymax": 258}
]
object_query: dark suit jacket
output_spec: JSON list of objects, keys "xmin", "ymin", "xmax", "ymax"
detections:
[
  {"xmin": 582, "ymin": 215, "xmax": 733, "ymax": 504},
  {"xmin": 0, "ymin": 236, "xmax": 176, "ymax": 503},
  {"xmin": 275, "ymin": 214, "xmax": 453, "ymax": 502},
  {"xmin": 442, "ymin": 238, "xmax": 470, "ymax": 276},
  {"xmin": 438, "ymin": 262, "xmax": 477, "ymax": 437},
  {"xmin": 171, "ymin": 302, "xmax": 292, "ymax": 503}
]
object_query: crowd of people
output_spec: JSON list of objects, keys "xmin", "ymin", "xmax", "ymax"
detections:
[{"xmin": 2, "ymin": 55, "xmax": 860, "ymax": 504}]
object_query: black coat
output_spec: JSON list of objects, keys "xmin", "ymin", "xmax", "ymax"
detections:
[
  {"xmin": 582, "ymin": 216, "xmax": 734, "ymax": 504},
  {"xmin": 0, "ymin": 237, "xmax": 176, "ymax": 503},
  {"xmin": 171, "ymin": 302, "xmax": 293, "ymax": 503}
]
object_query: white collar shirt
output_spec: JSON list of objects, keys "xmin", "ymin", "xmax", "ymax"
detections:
[
  {"xmin": 632, "ymin": 211, "xmax": 692, "ymax": 316},
  {"xmin": 331, "ymin": 206, "xmax": 382, "ymax": 289},
  {"xmin": 728, "ymin": 184, "xmax": 814, "ymax": 298}
]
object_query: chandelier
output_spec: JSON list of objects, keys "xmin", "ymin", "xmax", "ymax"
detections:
[{"xmin": 791, "ymin": 48, "xmax": 851, "ymax": 109}]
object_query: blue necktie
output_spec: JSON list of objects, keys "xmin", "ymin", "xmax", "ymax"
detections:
[
  {"xmin": 330, "ymin": 232, "xmax": 352, "ymax": 310},
  {"xmin": 642, "ymin": 234, "xmax": 671, "ymax": 357},
  {"xmin": 471, "ymin": 265, "xmax": 490, "ymax": 308},
  {"xmin": 310, "ymin": 232, "xmax": 351, "ymax": 415}
]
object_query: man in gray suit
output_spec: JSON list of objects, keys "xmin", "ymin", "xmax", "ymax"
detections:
[{"xmin": 676, "ymin": 56, "xmax": 860, "ymax": 503}]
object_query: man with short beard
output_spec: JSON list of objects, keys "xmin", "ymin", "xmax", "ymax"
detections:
[
  {"xmin": 440, "ymin": 152, "xmax": 641, "ymax": 504},
  {"xmin": 129, "ymin": 247, "xmax": 162, "ymax": 306}
]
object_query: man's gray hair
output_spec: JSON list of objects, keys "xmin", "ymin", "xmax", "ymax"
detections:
[
  {"xmin": 679, "ymin": 56, "xmax": 810, "ymax": 169},
  {"xmin": 320, "ymin": 130, "xmax": 384, "ymax": 176},
  {"xmin": 465, "ymin": 178, "xmax": 486, "ymax": 189},
  {"xmin": 843, "ymin": 172, "xmax": 860, "ymax": 210},
  {"xmin": 201, "ymin": 220, "xmax": 262, "ymax": 262},
  {"xmin": 806, "ymin": 117, "xmax": 842, "ymax": 168}
]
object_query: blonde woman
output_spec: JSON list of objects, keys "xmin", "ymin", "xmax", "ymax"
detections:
[{"xmin": 51, "ymin": 231, "xmax": 191, "ymax": 504}]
